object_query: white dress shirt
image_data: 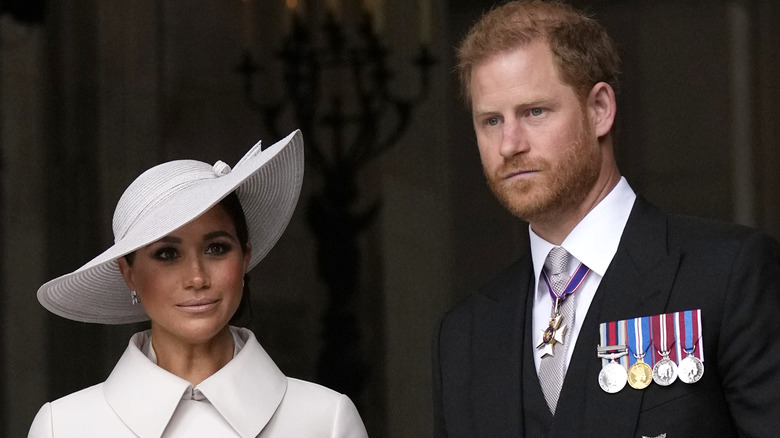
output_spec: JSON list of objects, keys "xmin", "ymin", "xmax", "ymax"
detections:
[{"xmin": 530, "ymin": 177, "xmax": 636, "ymax": 373}]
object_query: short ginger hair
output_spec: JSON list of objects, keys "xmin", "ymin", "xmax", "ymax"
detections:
[{"xmin": 456, "ymin": 0, "xmax": 621, "ymax": 105}]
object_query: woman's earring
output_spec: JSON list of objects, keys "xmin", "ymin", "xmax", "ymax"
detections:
[{"xmin": 131, "ymin": 290, "xmax": 141, "ymax": 305}]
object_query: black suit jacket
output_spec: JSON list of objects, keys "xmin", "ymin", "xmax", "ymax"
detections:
[{"xmin": 433, "ymin": 197, "xmax": 780, "ymax": 437}]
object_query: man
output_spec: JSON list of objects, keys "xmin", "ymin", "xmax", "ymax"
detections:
[{"xmin": 432, "ymin": 1, "xmax": 780, "ymax": 437}]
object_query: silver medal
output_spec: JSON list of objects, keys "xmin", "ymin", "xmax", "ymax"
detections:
[
  {"xmin": 652, "ymin": 356, "xmax": 678, "ymax": 386},
  {"xmin": 678, "ymin": 355, "xmax": 704, "ymax": 384},
  {"xmin": 599, "ymin": 361, "xmax": 628, "ymax": 393}
]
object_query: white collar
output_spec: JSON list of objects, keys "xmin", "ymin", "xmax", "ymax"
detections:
[
  {"xmin": 141, "ymin": 328, "xmax": 246, "ymax": 374},
  {"xmin": 103, "ymin": 327, "xmax": 287, "ymax": 438},
  {"xmin": 530, "ymin": 177, "xmax": 636, "ymax": 287}
]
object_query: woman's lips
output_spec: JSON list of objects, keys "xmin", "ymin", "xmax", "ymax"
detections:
[{"xmin": 177, "ymin": 298, "xmax": 220, "ymax": 313}]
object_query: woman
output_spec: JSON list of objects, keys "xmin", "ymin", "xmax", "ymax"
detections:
[{"xmin": 29, "ymin": 130, "xmax": 369, "ymax": 437}]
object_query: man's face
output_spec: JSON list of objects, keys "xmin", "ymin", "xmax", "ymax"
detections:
[{"xmin": 470, "ymin": 40, "xmax": 602, "ymax": 225}]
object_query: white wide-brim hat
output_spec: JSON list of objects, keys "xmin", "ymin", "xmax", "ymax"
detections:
[{"xmin": 37, "ymin": 130, "xmax": 304, "ymax": 324}]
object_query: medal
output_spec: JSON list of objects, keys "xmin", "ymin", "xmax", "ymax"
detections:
[
  {"xmin": 599, "ymin": 361, "xmax": 628, "ymax": 393},
  {"xmin": 598, "ymin": 319, "xmax": 630, "ymax": 394},
  {"xmin": 536, "ymin": 263, "xmax": 590, "ymax": 357},
  {"xmin": 676, "ymin": 309, "xmax": 704, "ymax": 384},
  {"xmin": 597, "ymin": 346, "xmax": 628, "ymax": 393},
  {"xmin": 628, "ymin": 360, "xmax": 653, "ymax": 389},
  {"xmin": 627, "ymin": 316, "xmax": 653, "ymax": 390},
  {"xmin": 652, "ymin": 354, "xmax": 677, "ymax": 386},
  {"xmin": 599, "ymin": 309, "xmax": 704, "ymax": 393},
  {"xmin": 537, "ymin": 313, "xmax": 567, "ymax": 358},
  {"xmin": 678, "ymin": 349, "xmax": 704, "ymax": 384},
  {"xmin": 651, "ymin": 313, "xmax": 678, "ymax": 386}
]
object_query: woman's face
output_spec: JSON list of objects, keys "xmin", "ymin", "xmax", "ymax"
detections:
[{"xmin": 118, "ymin": 204, "xmax": 251, "ymax": 346}]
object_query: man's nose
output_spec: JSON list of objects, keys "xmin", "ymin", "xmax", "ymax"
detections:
[{"xmin": 499, "ymin": 121, "xmax": 530, "ymax": 159}]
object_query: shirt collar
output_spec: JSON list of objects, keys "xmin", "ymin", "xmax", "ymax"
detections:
[
  {"xmin": 144, "ymin": 330, "xmax": 245, "ymax": 362},
  {"xmin": 530, "ymin": 177, "xmax": 636, "ymax": 291},
  {"xmin": 103, "ymin": 327, "xmax": 287, "ymax": 438}
]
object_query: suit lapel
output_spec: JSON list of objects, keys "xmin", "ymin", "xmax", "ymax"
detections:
[
  {"xmin": 471, "ymin": 257, "xmax": 533, "ymax": 437},
  {"xmin": 521, "ymin": 283, "xmax": 555, "ymax": 434},
  {"xmin": 551, "ymin": 197, "xmax": 683, "ymax": 437}
]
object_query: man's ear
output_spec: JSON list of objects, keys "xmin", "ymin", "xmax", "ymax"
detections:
[
  {"xmin": 587, "ymin": 81, "xmax": 616, "ymax": 139},
  {"xmin": 117, "ymin": 257, "xmax": 136, "ymax": 290}
]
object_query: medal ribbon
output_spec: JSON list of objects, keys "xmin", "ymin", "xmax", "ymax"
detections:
[
  {"xmin": 599, "ymin": 320, "xmax": 628, "ymax": 369},
  {"xmin": 541, "ymin": 262, "xmax": 590, "ymax": 306},
  {"xmin": 674, "ymin": 309, "xmax": 704, "ymax": 362},
  {"xmin": 600, "ymin": 309, "xmax": 703, "ymax": 372},
  {"xmin": 651, "ymin": 312, "xmax": 677, "ymax": 363},
  {"xmin": 627, "ymin": 316, "xmax": 652, "ymax": 367}
]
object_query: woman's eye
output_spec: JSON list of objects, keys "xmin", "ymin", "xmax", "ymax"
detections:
[
  {"xmin": 154, "ymin": 248, "xmax": 179, "ymax": 261},
  {"xmin": 486, "ymin": 117, "xmax": 500, "ymax": 126},
  {"xmin": 206, "ymin": 242, "xmax": 232, "ymax": 256},
  {"xmin": 529, "ymin": 108, "xmax": 545, "ymax": 117}
]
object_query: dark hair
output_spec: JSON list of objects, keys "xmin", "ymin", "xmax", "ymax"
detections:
[
  {"xmin": 123, "ymin": 192, "xmax": 253, "ymax": 326},
  {"xmin": 456, "ymin": 0, "xmax": 621, "ymax": 105},
  {"xmin": 221, "ymin": 192, "xmax": 252, "ymax": 326}
]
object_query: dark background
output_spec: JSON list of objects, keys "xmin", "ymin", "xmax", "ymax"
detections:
[{"xmin": 2, "ymin": 0, "xmax": 778, "ymax": 436}]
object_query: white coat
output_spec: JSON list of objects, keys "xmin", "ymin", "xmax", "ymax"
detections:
[{"xmin": 28, "ymin": 328, "xmax": 368, "ymax": 437}]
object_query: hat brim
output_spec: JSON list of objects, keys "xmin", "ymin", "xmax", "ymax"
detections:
[{"xmin": 37, "ymin": 130, "xmax": 304, "ymax": 324}]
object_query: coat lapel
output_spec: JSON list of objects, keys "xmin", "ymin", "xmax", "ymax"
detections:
[
  {"xmin": 471, "ymin": 257, "xmax": 533, "ymax": 437},
  {"xmin": 104, "ymin": 332, "xmax": 191, "ymax": 438},
  {"xmin": 551, "ymin": 197, "xmax": 682, "ymax": 437},
  {"xmin": 199, "ymin": 329, "xmax": 287, "ymax": 438}
]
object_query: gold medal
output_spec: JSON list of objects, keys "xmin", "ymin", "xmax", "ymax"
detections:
[
  {"xmin": 627, "ymin": 359, "xmax": 653, "ymax": 389},
  {"xmin": 626, "ymin": 316, "xmax": 652, "ymax": 389}
]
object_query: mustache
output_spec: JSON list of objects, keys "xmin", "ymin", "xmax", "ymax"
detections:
[{"xmin": 495, "ymin": 157, "xmax": 546, "ymax": 178}]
